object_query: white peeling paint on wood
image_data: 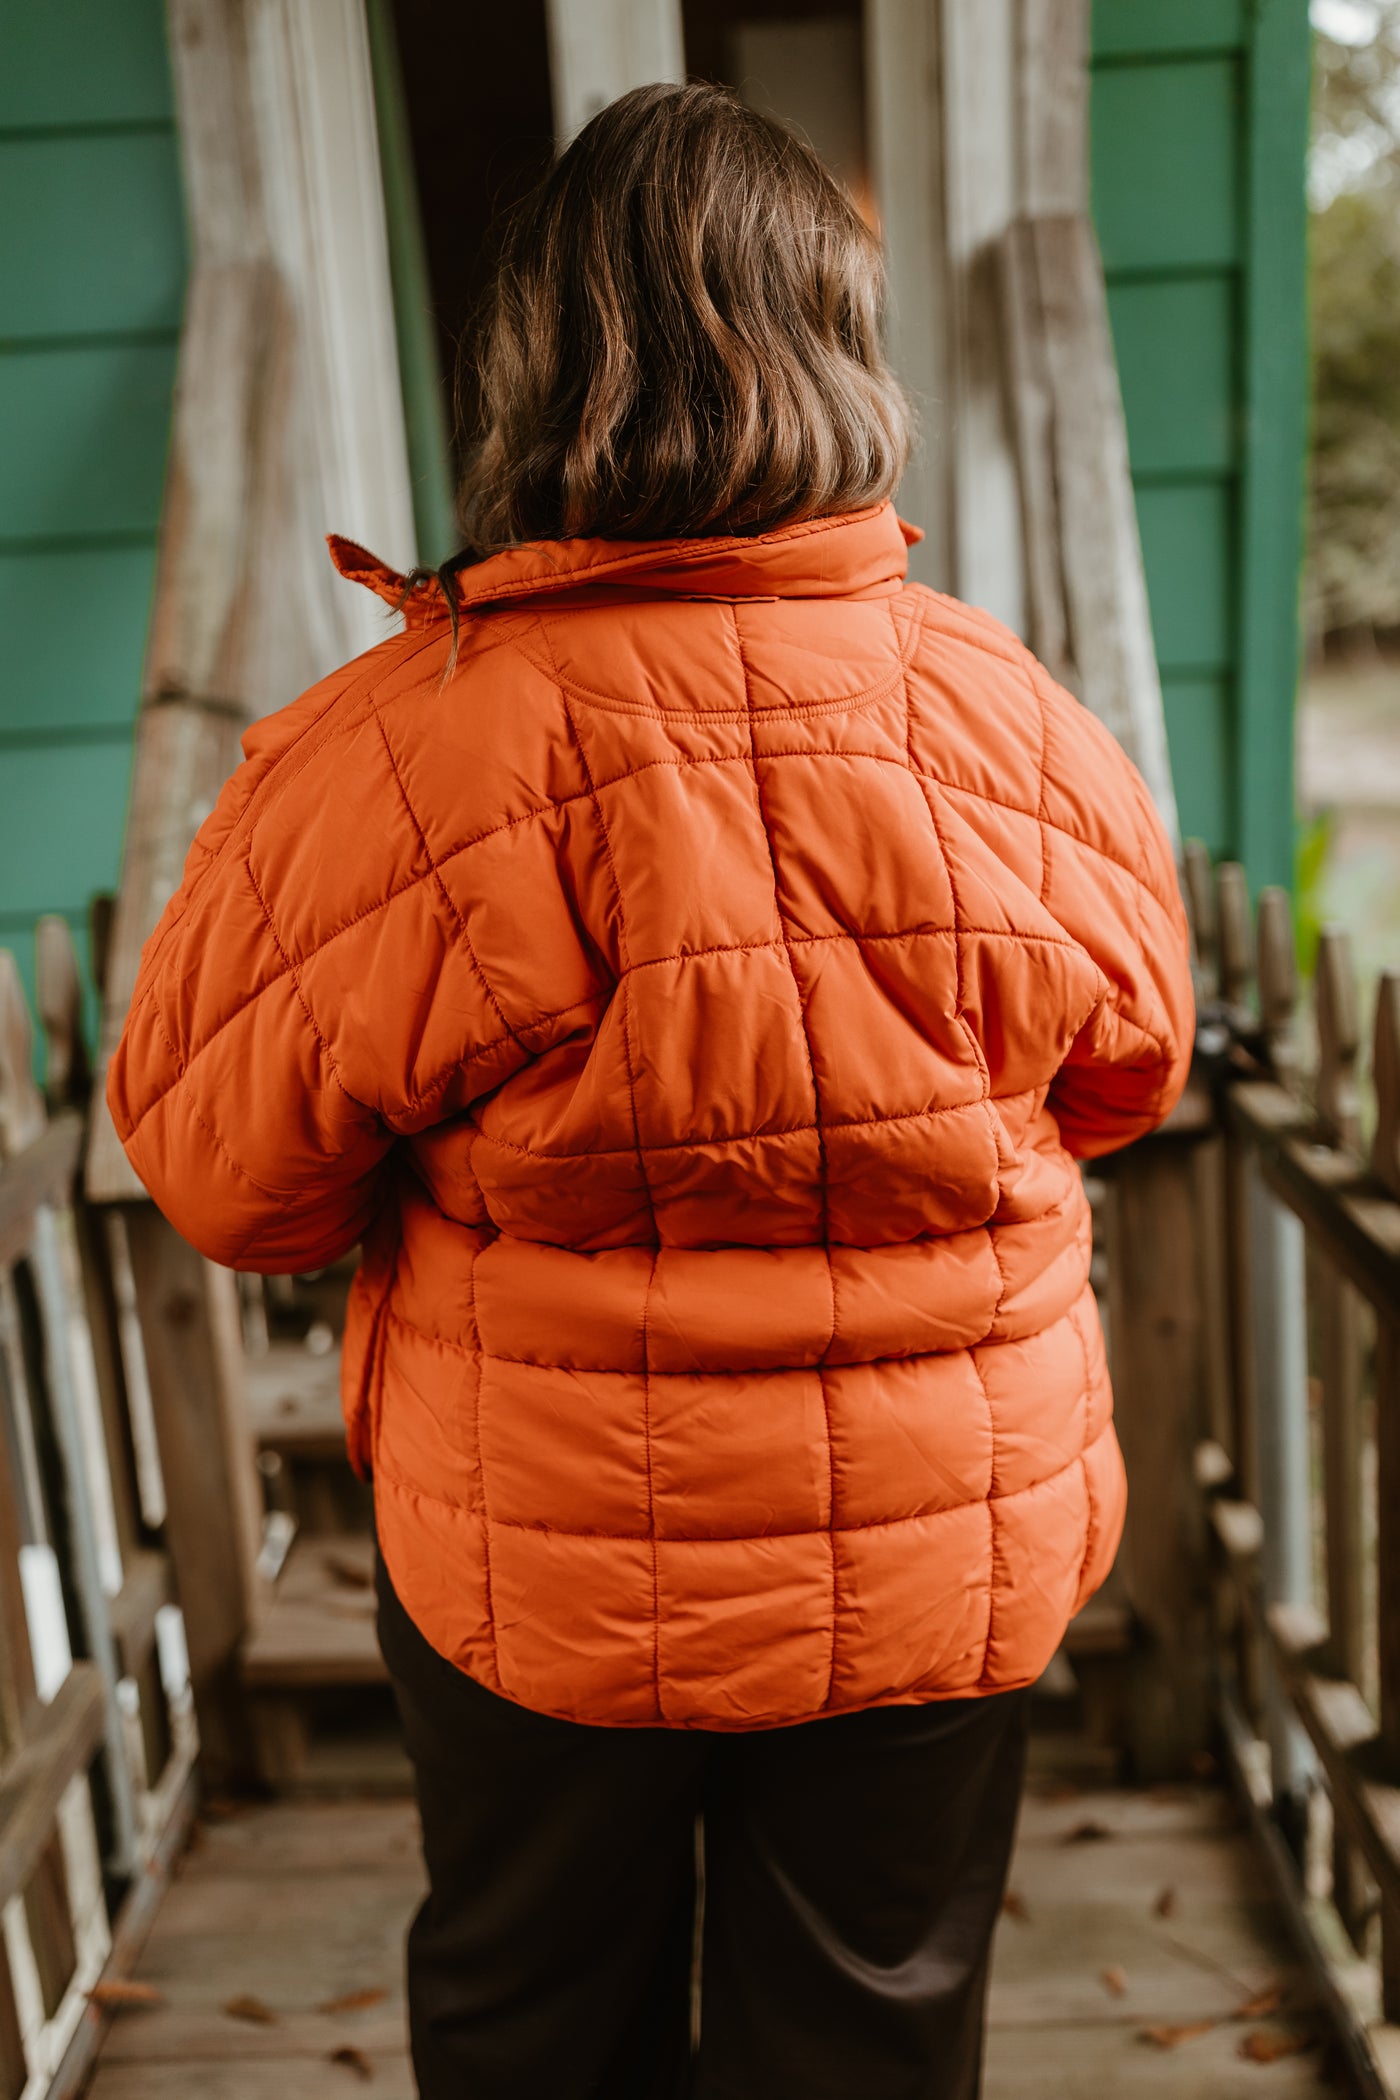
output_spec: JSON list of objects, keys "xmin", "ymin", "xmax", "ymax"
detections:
[
  {"xmin": 545, "ymin": 0, "xmax": 685, "ymax": 150},
  {"xmin": 865, "ymin": 0, "xmax": 952, "ymax": 593}
]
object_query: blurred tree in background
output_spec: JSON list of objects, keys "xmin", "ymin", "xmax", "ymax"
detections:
[{"xmin": 1309, "ymin": 0, "xmax": 1400, "ymax": 647}]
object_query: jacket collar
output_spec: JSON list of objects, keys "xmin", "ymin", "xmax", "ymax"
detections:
[{"xmin": 328, "ymin": 503, "xmax": 920, "ymax": 624}]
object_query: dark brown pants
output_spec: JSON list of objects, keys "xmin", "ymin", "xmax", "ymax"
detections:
[{"xmin": 376, "ymin": 1549, "xmax": 1028, "ymax": 2100}]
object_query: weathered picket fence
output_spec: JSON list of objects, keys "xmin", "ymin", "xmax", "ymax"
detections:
[
  {"xmin": 0, "ymin": 925, "xmax": 196, "ymax": 2100},
  {"xmin": 1167, "ymin": 849, "xmax": 1400, "ymax": 2095}
]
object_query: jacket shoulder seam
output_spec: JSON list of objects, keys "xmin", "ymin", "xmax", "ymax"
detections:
[{"xmin": 511, "ymin": 604, "xmax": 924, "ymax": 719}]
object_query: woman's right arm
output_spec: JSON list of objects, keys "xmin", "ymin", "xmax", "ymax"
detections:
[{"xmin": 1033, "ymin": 670, "xmax": 1196, "ymax": 1160}]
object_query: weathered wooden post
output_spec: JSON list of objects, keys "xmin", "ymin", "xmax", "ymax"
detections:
[
  {"xmin": 1182, "ymin": 838, "xmax": 1216, "ymax": 990},
  {"xmin": 1312, "ymin": 928, "xmax": 1373, "ymax": 1941},
  {"xmin": 0, "ymin": 958, "xmax": 138, "ymax": 1880},
  {"xmin": 1372, "ymin": 972, "xmax": 1400, "ymax": 2013},
  {"xmin": 1180, "ymin": 843, "xmax": 1236, "ymax": 1462},
  {"xmin": 1099, "ymin": 855, "xmax": 1219, "ymax": 1777},
  {"xmin": 0, "ymin": 954, "xmax": 131, "ymax": 2079},
  {"xmin": 1103, "ymin": 1121, "xmax": 1219, "ymax": 1776},
  {"xmin": 34, "ymin": 922, "xmax": 142, "ymax": 1593},
  {"xmin": 1216, "ymin": 862, "xmax": 1258, "ymax": 1502},
  {"xmin": 1242, "ymin": 889, "xmax": 1315, "ymax": 1851},
  {"xmin": 34, "ymin": 922, "xmax": 202, "ymax": 1849},
  {"xmin": 113, "ymin": 1216, "xmax": 261, "ymax": 1790},
  {"xmin": 1217, "ymin": 862, "xmax": 1254, "ymax": 1022},
  {"xmin": 545, "ymin": 0, "xmax": 684, "ymax": 148}
]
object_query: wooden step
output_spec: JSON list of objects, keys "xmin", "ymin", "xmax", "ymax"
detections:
[
  {"xmin": 242, "ymin": 1533, "xmax": 383, "ymax": 1691},
  {"xmin": 238, "ymin": 1540, "xmax": 1137, "ymax": 1793},
  {"xmin": 241, "ymin": 1534, "xmax": 402, "ymax": 1792},
  {"xmin": 243, "ymin": 1341, "xmax": 344, "ymax": 1459}
]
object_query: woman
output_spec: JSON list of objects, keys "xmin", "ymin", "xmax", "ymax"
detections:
[{"xmin": 109, "ymin": 82, "xmax": 1193, "ymax": 2100}]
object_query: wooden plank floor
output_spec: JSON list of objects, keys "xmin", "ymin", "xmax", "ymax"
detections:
[
  {"xmin": 84, "ymin": 1779, "xmax": 1343, "ymax": 2097},
  {"xmin": 986, "ymin": 1780, "xmax": 1341, "ymax": 2097},
  {"xmin": 87, "ymin": 1800, "xmax": 421, "ymax": 2099}
]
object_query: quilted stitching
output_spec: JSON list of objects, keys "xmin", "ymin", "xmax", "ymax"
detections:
[
  {"xmin": 516, "ymin": 625, "xmax": 922, "ymax": 718},
  {"xmin": 371, "ymin": 1410, "xmax": 1116, "ymax": 1528},
  {"xmin": 109, "ymin": 503, "xmax": 1194, "ymax": 1730},
  {"xmin": 737, "ymin": 602, "xmax": 843, "ymax": 1707}
]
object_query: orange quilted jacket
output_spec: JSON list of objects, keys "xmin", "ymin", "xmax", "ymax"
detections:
[{"xmin": 110, "ymin": 502, "xmax": 1193, "ymax": 1729}]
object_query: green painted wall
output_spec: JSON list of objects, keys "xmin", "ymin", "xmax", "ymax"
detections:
[
  {"xmin": 1090, "ymin": 0, "xmax": 1312, "ymax": 893},
  {"xmin": 0, "ymin": 0, "xmax": 186, "ymax": 1020}
]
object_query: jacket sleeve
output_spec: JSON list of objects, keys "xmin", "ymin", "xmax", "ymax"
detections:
[
  {"xmin": 1033, "ymin": 668, "xmax": 1196, "ymax": 1160},
  {"xmin": 107, "ymin": 691, "xmax": 396, "ymax": 1273}
]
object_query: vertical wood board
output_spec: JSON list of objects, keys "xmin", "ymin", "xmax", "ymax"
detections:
[
  {"xmin": 938, "ymin": 0, "xmax": 1025, "ymax": 633},
  {"xmin": 1089, "ymin": 1, "xmax": 1309, "ymax": 892},
  {"xmin": 119, "ymin": 1209, "xmax": 260, "ymax": 1789},
  {"xmin": 864, "ymin": 0, "xmax": 952, "ymax": 592},
  {"xmin": 1234, "ymin": 0, "xmax": 1310, "ymax": 896},
  {"xmin": 363, "ymin": 0, "xmax": 456, "ymax": 568},
  {"xmin": 546, "ymin": 0, "xmax": 685, "ymax": 149},
  {"xmin": 1018, "ymin": 0, "xmax": 1088, "ymax": 214}
]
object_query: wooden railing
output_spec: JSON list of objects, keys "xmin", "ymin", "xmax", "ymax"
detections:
[
  {"xmin": 1172, "ymin": 847, "xmax": 1400, "ymax": 2091},
  {"xmin": 0, "ymin": 929, "xmax": 196, "ymax": 2100}
]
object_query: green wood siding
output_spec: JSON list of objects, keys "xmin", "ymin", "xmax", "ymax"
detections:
[
  {"xmin": 0, "ymin": 0, "xmax": 185, "ymax": 1029},
  {"xmin": 366, "ymin": 0, "xmax": 457, "ymax": 568},
  {"xmin": 1091, "ymin": 0, "xmax": 1311, "ymax": 892}
]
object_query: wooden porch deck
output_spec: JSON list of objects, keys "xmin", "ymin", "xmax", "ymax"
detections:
[{"xmin": 80, "ymin": 1770, "xmax": 1342, "ymax": 2100}]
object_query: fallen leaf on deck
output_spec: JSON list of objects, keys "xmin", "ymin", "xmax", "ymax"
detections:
[
  {"xmin": 87, "ymin": 1979, "xmax": 164, "ymax": 2010},
  {"xmin": 1153, "ymin": 1886, "xmax": 1177, "ymax": 1918},
  {"xmin": 1139, "ymin": 2020, "xmax": 1216, "ymax": 2049},
  {"xmin": 1233, "ymin": 1986, "xmax": 1284, "ymax": 2021},
  {"xmin": 1101, "ymin": 1965, "xmax": 1128, "ymax": 1997},
  {"xmin": 318, "ymin": 1988, "xmax": 388, "ymax": 2015},
  {"xmin": 328, "ymin": 2046, "xmax": 374, "ymax": 2081},
  {"xmin": 1238, "ymin": 2028, "xmax": 1312, "ymax": 2063},
  {"xmin": 223, "ymin": 1994, "xmax": 280, "ymax": 2025},
  {"xmin": 1066, "ymin": 1819, "xmax": 1114, "ymax": 1843}
]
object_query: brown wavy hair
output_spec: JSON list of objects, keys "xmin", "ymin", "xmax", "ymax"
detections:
[{"xmin": 426, "ymin": 80, "xmax": 910, "ymax": 618}]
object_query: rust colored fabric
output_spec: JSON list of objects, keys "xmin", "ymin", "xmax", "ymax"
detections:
[{"xmin": 109, "ymin": 502, "xmax": 1194, "ymax": 1730}]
